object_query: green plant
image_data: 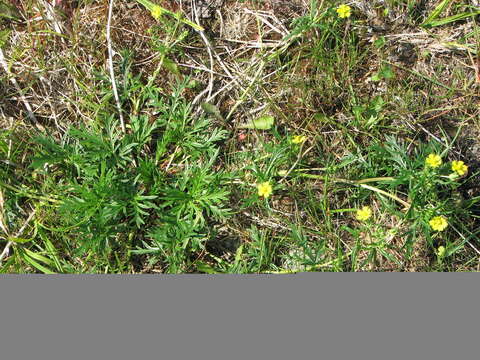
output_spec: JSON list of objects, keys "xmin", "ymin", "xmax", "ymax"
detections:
[
  {"xmin": 345, "ymin": 135, "xmax": 478, "ymax": 260},
  {"xmin": 29, "ymin": 78, "xmax": 231, "ymax": 270}
]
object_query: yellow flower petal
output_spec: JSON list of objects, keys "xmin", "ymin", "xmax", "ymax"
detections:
[
  {"xmin": 151, "ymin": 6, "xmax": 164, "ymax": 20},
  {"xmin": 356, "ymin": 206, "xmax": 372, "ymax": 221},
  {"xmin": 425, "ymin": 153, "xmax": 442, "ymax": 168},
  {"xmin": 336, "ymin": 4, "xmax": 352, "ymax": 18},
  {"xmin": 429, "ymin": 216, "xmax": 448, "ymax": 232},
  {"xmin": 257, "ymin": 182, "xmax": 273, "ymax": 198},
  {"xmin": 291, "ymin": 135, "xmax": 307, "ymax": 144},
  {"xmin": 451, "ymin": 160, "xmax": 468, "ymax": 176}
]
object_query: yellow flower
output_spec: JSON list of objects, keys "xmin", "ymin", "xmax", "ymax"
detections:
[
  {"xmin": 336, "ymin": 4, "xmax": 352, "ymax": 18},
  {"xmin": 151, "ymin": 6, "xmax": 164, "ymax": 20},
  {"xmin": 429, "ymin": 216, "xmax": 448, "ymax": 232},
  {"xmin": 257, "ymin": 182, "xmax": 273, "ymax": 198},
  {"xmin": 291, "ymin": 135, "xmax": 307, "ymax": 144},
  {"xmin": 356, "ymin": 206, "xmax": 372, "ymax": 221},
  {"xmin": 451, "ymin": 160, "xmax": 468, "ymax": 176},
  {"xmin": 425, "ymin": 153, "xmax": 442, "ymax": 168}
]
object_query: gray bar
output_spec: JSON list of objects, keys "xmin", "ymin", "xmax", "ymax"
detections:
[{"xmin": 0, "ymin": 274, "xmax": 478, "ymax": 360}]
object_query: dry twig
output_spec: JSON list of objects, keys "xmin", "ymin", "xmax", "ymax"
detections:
[
  {"xmin": 0, "ymin": 49, "xmax": 39, "ymax": 128},
  {"xmin": 107, "ymin": 0, "xmax": 126, "ymax": 132},
  {"xmin": 0, "ymin": 210, "xmax": 36, "ymax": 265}
]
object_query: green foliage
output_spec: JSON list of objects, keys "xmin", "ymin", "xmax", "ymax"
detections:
[
  {"xmin": 421, "ymin": 0, "xmax": 480, "ymax": 28},
  {"xmin": 29, "ymin": 80, "xmax": 231, "ymax": 268},
  {"xmin": 345, "ymin": 135, "xmax": 478, "ymax": 260}
]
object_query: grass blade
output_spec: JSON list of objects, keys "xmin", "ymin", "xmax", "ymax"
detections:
[
  {"xmin": 426, "ymin": 11, "xmax": 480, "ymax": 27},
  {"xmin": 421, "ymin": 0, "xmax": 453, "ymax": 27}
]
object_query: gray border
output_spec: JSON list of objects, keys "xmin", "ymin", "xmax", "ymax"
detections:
[{"xmin": 0, "ymin": 274, "xmax": 478, "ymax": 360}]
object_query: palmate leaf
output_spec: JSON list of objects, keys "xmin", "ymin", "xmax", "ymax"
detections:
[{"xmin": 161, "ymin": 159, "xmax": 231, "ymax": 225}]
